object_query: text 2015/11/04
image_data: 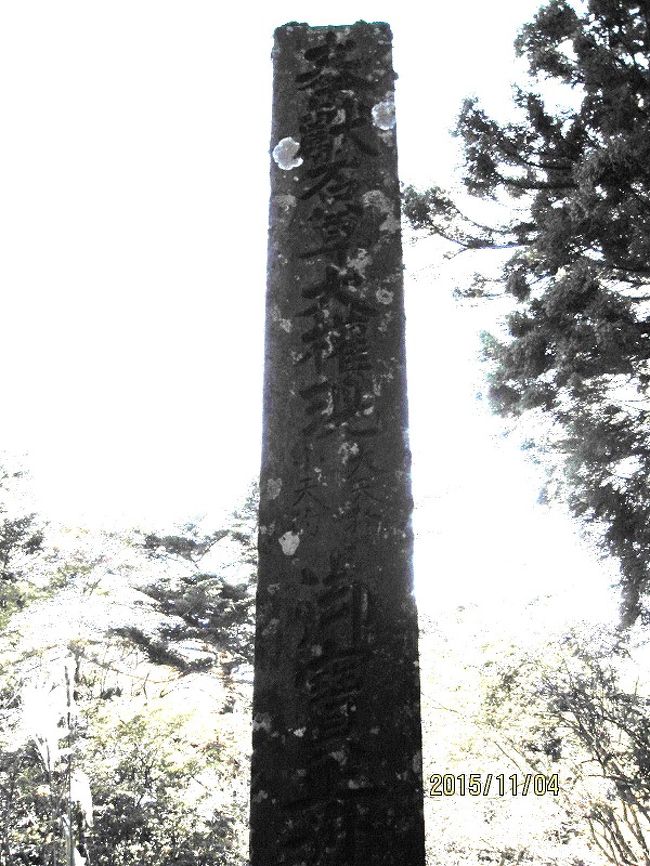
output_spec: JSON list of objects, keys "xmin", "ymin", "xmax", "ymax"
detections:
[{"xmin": 429, "ymin": 773, "xmax": 559, "ymax": 797}]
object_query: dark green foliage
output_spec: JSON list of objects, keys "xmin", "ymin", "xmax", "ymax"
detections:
[
  {"xmin": 0, "ymin": 467, "xmax": 45, "ymax": 628},
  {"xmin": 85, "ymin": 715, "xmax": 240, "ymax": 866},
  {"xmin": 0, "ymin": 712, "xmax": 241, "ymax": 866},
  {"xmin": 141, "ymin": 528, "xmax": 229, "ymax": 564},
  {"xmin": 133, "ymin": 488, "xmax": 257, "ymax": 672},
  {"xmin": 0, "ymin": 746, "xmax": 60, "ymax": 866},
  {"xmin": 110, "ymin": 625, "xmax": 201, "ymax": 673},
  {"xmin": 0, "ymin": 471, "xmax": 253, "ymax": 865},
  {"xmin": 145, "ymin": 576, "xmax": 254, "ymax": 667},
  {"xmin": 484, "ymin": 628, "xmax": 650, "ymax": 864},
  {"xmin": 404, "ymin": 0, "xmax": 650, "ymax": 625},
  {"xmin": 0, "ymin": 515, "xmax": 43, "ymax": 582}
]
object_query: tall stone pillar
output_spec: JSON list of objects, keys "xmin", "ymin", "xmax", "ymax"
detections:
[{"xmin": 251, "ymin": 21, "xmax": 425, "ymax": 866}]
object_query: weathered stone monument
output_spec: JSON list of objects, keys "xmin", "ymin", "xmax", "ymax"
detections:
[{"xmin": 251, "ymin": 21, "xmax": 425, "ymax": 866}]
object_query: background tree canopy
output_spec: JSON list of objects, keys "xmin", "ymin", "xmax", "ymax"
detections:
[
  {"xmin": 404, "ymin": 0, "xmax": 650, "ymax": 626},
  {"xmin": 0, "ymin": 465, "xmax": 253, "ymax": 866}
]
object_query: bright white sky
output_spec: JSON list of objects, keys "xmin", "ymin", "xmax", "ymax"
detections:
[{"xmin": 0, "ymin": 1, "xmax": 617, "ymax": 618}]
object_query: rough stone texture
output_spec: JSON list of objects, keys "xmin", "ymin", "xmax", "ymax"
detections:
[{"xmin": 251, "ymin": 22, "xmax": 425, "ymax": 866}]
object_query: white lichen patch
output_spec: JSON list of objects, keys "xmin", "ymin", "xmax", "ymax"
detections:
[
  {"xmin": 322, "ymin": 332, "xmax": 338, "ymax": 366},
  {"xmin": 377, "ymin": 129, "xmax": 395, "ymax": 147},
  {"xmin": 378, "ymin": 311, "xmax": 393, "ymax": 333},
  {"xmin": 273, "ymin": 194, "xmax": 297, "ymax": 230},
  {"xmin": 361, "ymin": 189, "xmax": 400, "ymax": 234},
  {"xmin": 266, "ymin": 583, "xmax": 280, "ymax": 595},
  {"xmin": 346, "ymin": 248, "xmax": 370, "ymax": 277},
  {"xmin": 271, "ymin": 304, "xmax": 293, "ymax": 333},
  {"xmin": 278, "ymin": 530, "xmax": 301, "ymax": 556},
  {"xmin": 252, "ymin": 713, "xmax": 273, "ymax": 733},
  {"xmin": 292, "ymin": 727, "xmax": 306, "ymax": 738},
  {"xmin": 375, "ymin": 288, "xmax": 393, "ymax": 305},
  {"xmin": 311, "ymin": 644, "xmax": 323, "ymax": 657},
  {"xmin": 274, "ymin": 193, "xmax": 297, "ymax": 212},
  {"xmin": 371, "ymin": 95, "xmax": 396, "ymax": 130},
  {"xmin": 272, "ymin": 137, "xmax": 303, "ymax": 170},
  {"xmin": 266, "ymin": 477, "xmax": 282, "ymax": 500},
  {"xmin": 380, "ymin": 212, "xmax": 401, "ymax": 233},
  {"xmin": 252, "ymin": 789, "xmax": 269, "ymax": 803},
  {"xmin": 330, "ymin": 749, "xmax": 347, "ymax": 766},
  {"xmin": 362, "ymin": 188, "xmax": 389, "ymax": 211},
  {"xmin": 370, "ymin": 726, "xmax": 380, "ymax": 735},
  {"xmin": 338, "ymin": 441, "xmax": 360, "ymax": 464},
  {"xmin": 319, "ymin": 385, "xmax": 334, "ymax": 416}
]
